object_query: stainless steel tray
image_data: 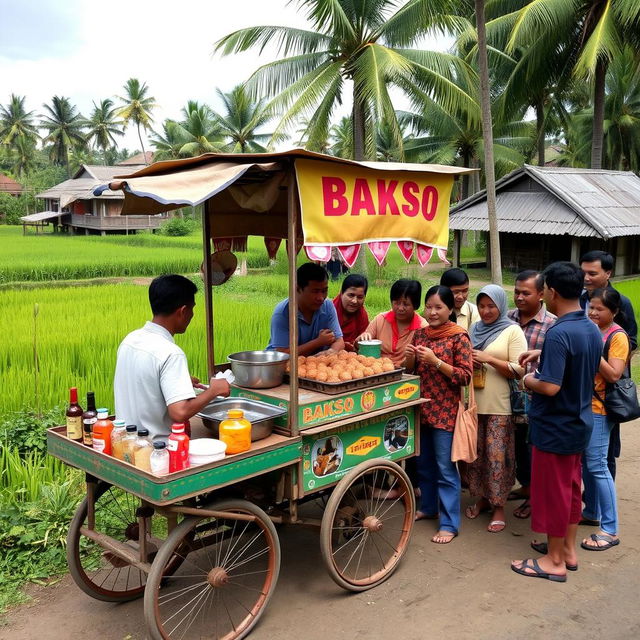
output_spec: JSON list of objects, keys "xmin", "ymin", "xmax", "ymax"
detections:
[
  {"xmin": 197, "ymin": 398, "xmax": 287, "ymax": 441},
  {"xmin": 284, "ymin": 368, "xmax": 404, "ymax": 395}
]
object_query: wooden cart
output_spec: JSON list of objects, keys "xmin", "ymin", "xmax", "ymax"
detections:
[{"xmin": 49, "ymin": 150, "xmax": 471, "ymax": 639}]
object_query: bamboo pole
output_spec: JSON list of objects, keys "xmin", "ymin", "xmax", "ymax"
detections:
[
  {"xmin": 202, "ymin": 201, "xmax": 215, "ymax": 378},
  {"xmin": 287, "ymin": 167, "xmax": 299, "ymax": 436}
]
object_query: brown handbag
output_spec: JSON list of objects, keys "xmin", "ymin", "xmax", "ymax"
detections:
[{"xmin": 451, "ymin": 383, "xmax": 478, "ymax": 463}]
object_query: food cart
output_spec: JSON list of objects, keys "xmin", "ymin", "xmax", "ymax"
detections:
[{"xmin": 47, "ymin": 150, "xmax": 473, "ymax": 639}]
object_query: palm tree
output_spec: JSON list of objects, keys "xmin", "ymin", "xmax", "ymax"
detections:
[
  {"xmin": 84, "ymin": 99, "xmax": 124, "ymax": 163},
  {"xmin": 149, "ymin": 120, "xmax": 187, "ymax": 160},
  {"xmin": 216, "ymin": 0, "xmax": 477, "ymax": 160},
  {"xmin": 502, "ymin": 0, "xmax": 640, "ymax": 169},
  {"xmin": 40, "ymin": 96, "xmax": 86, "ymax": 176},
  {"xmin": 473, "ymin": 0, "xmax": 501, "ymax": 283},
  {"xmin": 212, "ymin": 85, "xmax": 282, "ymax": 153},
  {"xmin": 8, "ymin": 135, "xmax": 39, "ymax": 178},
  {"xmin": 328, "ymin": 116, "xmax": 353, "ymax": 159},
  {"xmin": 117, "ymin": 78, "xmax": 156, "ymax": 161},
  {"xmin": 174, "ymin": 101, "xmax": 224, "ymax": 157},
  {"xmin": 0, "ymin": 94, "xmax": 39, "ymax": 146}
]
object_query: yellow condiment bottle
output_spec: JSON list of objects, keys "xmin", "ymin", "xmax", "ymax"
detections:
[{"xmin": 219, "ymin": 409, "xmax": 252, "ymax": 455}]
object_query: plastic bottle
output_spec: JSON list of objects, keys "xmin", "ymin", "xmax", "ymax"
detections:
[
  {"xmin": 219, "ymin": 409, "xmax": 252, "ymax": 455},
  {"xmin": 121, "ymin": 425, "xmax": 138, "ymax": 464},
  {"xmin": 133, "ymin": 428, "xmax": 154, "ymax": 472},
  {"xmin": 150, "ymin": 441, "xmax": 170, "ymax": 476},
  {"xmin": 92, "ymin": 409, "xmax": 114, "ymax": 455},
  {"xmin": 66, "ymin": 387, "xmax": 84, "ymax": 442},
  {"xmin": 82, "ymin": 391, "xmax": 97, "ymax": 447},
  {"xmin": 167, "ymin": 423, "xmax": 190, "ymax": 472},
  {"xmin": 111, "ymin": 420, "xmax": 127, "ymax": 460}
]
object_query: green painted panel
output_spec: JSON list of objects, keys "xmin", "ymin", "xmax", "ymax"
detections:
[
  {"xmin": 48, "ymin": 432, "xmax": 301, "ymax": 505},
  {"xmin": 300, "ymin": 407, "xmax": 415, "ymax": 492},
  {"xmin": 233, "ymin": 377, "xmax": 420, "ymax": 431}
]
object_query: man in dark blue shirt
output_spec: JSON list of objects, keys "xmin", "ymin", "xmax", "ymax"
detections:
[{"xmin": 511, "ymin": 262, "xmax": 601, "ymax": 583}]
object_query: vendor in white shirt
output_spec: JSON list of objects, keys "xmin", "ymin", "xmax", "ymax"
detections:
[
  {"xmin": 440, "ymin": 268, "xmax": 480, "ymax": 331},
  {"xmin": 114, "ymin": 274, "xmax": 230, "ymax": 439}
]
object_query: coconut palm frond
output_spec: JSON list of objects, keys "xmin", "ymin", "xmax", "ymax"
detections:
[{"xmin": 215, "ymin": 25, "xmax": 332, "ymax": 57}]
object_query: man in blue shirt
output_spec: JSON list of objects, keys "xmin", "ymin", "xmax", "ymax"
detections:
[
  {"xmin": 267, "ymin": 262, "xmax": 344, "ymax": 355},
  {"xmin": 511, "ymin": 262, "xmax": 601, "ymax": 583}
]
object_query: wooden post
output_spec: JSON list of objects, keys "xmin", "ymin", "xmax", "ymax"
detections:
[
  {"xmin": 202, "ymin": 201, "xmax": 215, "ymax": 378},
  {"xmin": 287, "ymin": 167, "xmax": 299, "ymax": 437},
  {"xmin": 452, "ymin": 230, "xmax": 461, "ymax": 267},
  {"xmin": 570, "ymin": 236, "xmax": 580, "ymax": 264}
]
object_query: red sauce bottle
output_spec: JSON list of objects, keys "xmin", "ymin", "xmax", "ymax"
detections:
[
  {"xmin": 167, "ymin": 423, "xmax": 190, "ymax": 472},
  {"xmin": 66, "ymin": 387, "xmax": 84, "ymax": 442}
]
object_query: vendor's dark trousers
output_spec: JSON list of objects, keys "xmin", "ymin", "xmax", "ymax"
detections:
[
  {"xmin": 514, "ymin": 420, "xmax": 531, "ymax": 488},
  {"xmin": 607, "ymin": 422, "xmax": 621, "ymax": 480}
]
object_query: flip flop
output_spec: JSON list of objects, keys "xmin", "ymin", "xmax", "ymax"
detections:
[
  {"xmin": 431, "ymin": 531, "xmax": 457, "ymax": 544},
  {"xmin": 529, "ymin": 541, "xmax": 577, "ymax": 570},
  {"xmin": 511, "ymin": 558, "xmax": 567, "ymax": 582},
  {"xmin": 513, "ymin": 499, "xmax": 531, "ymax": 519},
  {"xmin": 487, "ymin": 519, "xmax": 506, "ymax": 533},
  {"xmin": 465, "ymin": 503, "xmax": 490, "ymax": 519},
  {"xmin": 581, "ymin": 533, "xmax": 620, "ymax": 551},
  {"xmin": 415, "ymin": 511, "xmax": 439, "ymax": 521}
]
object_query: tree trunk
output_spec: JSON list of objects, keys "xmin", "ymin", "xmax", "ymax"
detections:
[
  {"xmin": 461, "ymin": 151, "xmax": 470, "ymax": 200},
  {"xmin": 536, "ymin": 97, "xmax": 545, "ymax": 166},
  {"xmin": 475, "ymin": 0, "xmax": 502, "ymax": 284},
  {"xmin": 591, "ymin": 58, "xmax": 607, "ymax": 170},
  {"xmin": 352, "ymin": 92, "xmax": 366, "ymax": 161},
  {"xmin": 137, "ymin": 122, "xmax": 148, "ymax": 163}
]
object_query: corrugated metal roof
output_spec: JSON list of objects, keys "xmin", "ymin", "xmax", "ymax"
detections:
[
  {"xmin": 37, "ymin": 177, "xmax": 124, "ymax": 207},
  {"xmin": 20, "ymin": 211, "xmax": 63, "ymax": 223},
  {"xmin": 450, "ymin": 165, "xmax": 640, "ymax": 239},
  {"xmin": 449, "ymin": 191, "xmax": 598, "ymax": 236}
]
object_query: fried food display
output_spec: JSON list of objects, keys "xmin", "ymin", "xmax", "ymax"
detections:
[{"xmin": 285, "ymin": 351, "xmax": 396, "ymax": 380}]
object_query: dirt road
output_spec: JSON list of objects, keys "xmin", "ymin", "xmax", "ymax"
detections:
[{"xmin": 5, "ymin": 421, "xmax": 640, "ymax": 640}]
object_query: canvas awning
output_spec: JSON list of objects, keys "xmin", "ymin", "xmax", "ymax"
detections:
[{"xmin": 99, "ymin": 149, "xmax": 475, "ymax": 265}]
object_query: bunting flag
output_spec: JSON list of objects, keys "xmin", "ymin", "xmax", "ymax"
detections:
[
  {"xmin": 397, "ymin": 241, "xmax": 415, "ymax": 263},
  {"xmin": 305, "ymin": 245, "xmax": 332, "ymax": 262},
  {"xmin": 286, "ymin": 237, "xmax": 304, "ymax": 257},
  {"xmin": 416, "ymin": 244, "xmax": 434, "ymax": 266},
  {"xmin": 368, "ymin": 241, "xmax": 391, "ymax": 266},
  {"xmin": 437, "ymin": 248, "xmax": 451, "ymax": 265},
  {"xmin": 264, "ymin": 237, "xmax": 282, "ymax": 260},
  {"xmin": 337, "ymin": 244, "xmax": 361, "ymax": 268},
  {"xmin": 231, "ymin": 236, "xmax": 248, "ymax": 252},
  {"xmin": 213, "ymin": 237, "xmax": 232, "ymax": 252}
]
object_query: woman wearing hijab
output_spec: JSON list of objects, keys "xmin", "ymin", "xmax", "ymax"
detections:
[
  {"xmin": 406, "ymin": 285, "xmax": 473, "ymax": 544},
  {"xmin": 465, "ymin": 285, "xmax": 527, "ymax": 533}
]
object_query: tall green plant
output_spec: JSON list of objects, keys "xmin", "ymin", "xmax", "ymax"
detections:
[
  {"xmin": 83, "ymin": 99, "xmax": 124, "ymax": 163},
  {"xmin": 40, "ymin": 96, "xmax": 86, "ymax": 176},
  {"xmin": 117, "ymin": 78, "xmax": 156, "ymax": 161},
  {"xmin": 216, "ymin": 0, "xmax": 477, "ymax": 160}
]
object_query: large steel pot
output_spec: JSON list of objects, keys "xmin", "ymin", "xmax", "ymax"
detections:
[{"xmin": 227, "ymin": 350, "xmax": 289, "ymax": 389}]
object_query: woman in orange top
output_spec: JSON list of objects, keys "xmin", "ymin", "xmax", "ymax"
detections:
[
  {"xmin": 581, "ymin": 288, "xmax": 629, "ymax": 551},
  {"xmin": 357, "ymin": 279, "xmax": 427, "ymax": 367}
]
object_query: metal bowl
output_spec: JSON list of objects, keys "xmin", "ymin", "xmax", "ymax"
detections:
[{"xmin": 227, "ymin": 350, "xmax": 290, "ymax": 389}]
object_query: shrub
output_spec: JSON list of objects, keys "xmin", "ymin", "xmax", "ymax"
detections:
[
  {"xmin": 159, "ymin": 216, "xmax": 195, "ymax": 236},
  {"xmin": 0, "ymin": 407, "xmax": 63, "ymax": 457},
  {"xmin": 0, "ymin": 193, "xmax": 28, "ymax": 225}
]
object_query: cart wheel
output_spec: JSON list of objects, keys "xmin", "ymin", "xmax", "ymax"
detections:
[
  {"xmin": 320, "ymin": 458, "xmax": 415, "ymax": 591},
  {"xmin": 144, "ymin": 499, "xmax": 280, "ymax": 640},
  {"xmin": 67, "ymin": 481, "xmax": 181, "ymax": 602}
]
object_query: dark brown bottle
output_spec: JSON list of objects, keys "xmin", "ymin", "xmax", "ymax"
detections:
[
  {"xmin": 66, "ymin": 387, "xmax": 84, "ymax": 441},
  {"xmin": 82, "ymin": 391, "xmax": 97, "ymax": 447}
]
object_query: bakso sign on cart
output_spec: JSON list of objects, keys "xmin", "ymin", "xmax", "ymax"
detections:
[{"xmin": 295, "ymin": 158, "xmax": 454, "ymax": 266}]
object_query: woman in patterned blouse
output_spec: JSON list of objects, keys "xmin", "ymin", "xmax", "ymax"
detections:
[{"xmin": 406, "ymin": 285, "xmax": 473, "ymax": 544}]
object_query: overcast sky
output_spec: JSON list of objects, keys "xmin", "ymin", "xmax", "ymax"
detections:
[{"xmin": 0, "ymin": 0, "xmax": 448, "ymax": 153}]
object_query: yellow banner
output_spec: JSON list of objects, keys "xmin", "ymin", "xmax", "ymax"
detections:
[{"xmin": 295, "ymin": 159, "xmax": 453, "ymax": 248}]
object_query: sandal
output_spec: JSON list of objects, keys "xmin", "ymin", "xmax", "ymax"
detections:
[
  {"xmin": 581, "ymin": 533, "xmax": 620, "ymax": 551},
  {"xmin": 465, "ymin": 501, "xmax": 490, "ymax": 519},
  {"xmin": 431, "ymin": 530, "xmax": 457, "ymax": 544},
  {"xmin": 415, "ymin": 511, "xmax": 439, "ymax": 521},
  {"xmin": 511, "ymin": 558, "xmax": 567, "ymax": 582},
  {"xmin": 487, "ymin": 519, "xmax": 506, "ymax": 533},
  {"xmin": 513, "ymin": 499, "xmax": 531, "ymax": 519},
  {"xmin": 530, "ymin": 541, "xmax": 577, "ymax": 571}
]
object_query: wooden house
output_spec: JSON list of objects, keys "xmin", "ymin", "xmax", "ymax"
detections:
[{"xmin": 449, "ymin": 165, "xmax": 640, "ymax": 276}]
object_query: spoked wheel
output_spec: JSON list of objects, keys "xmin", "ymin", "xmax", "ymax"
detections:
[
  {"xmin": 320, "ymin": 458, "xmax": 415, "ymax": 591},
  {"xmin": 67, "ymin": 481, "xmax": 180, "ymax": 602},
  {"xmin": 144, "ymin": 499, "xmax": 280, "ymax": 640}
]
